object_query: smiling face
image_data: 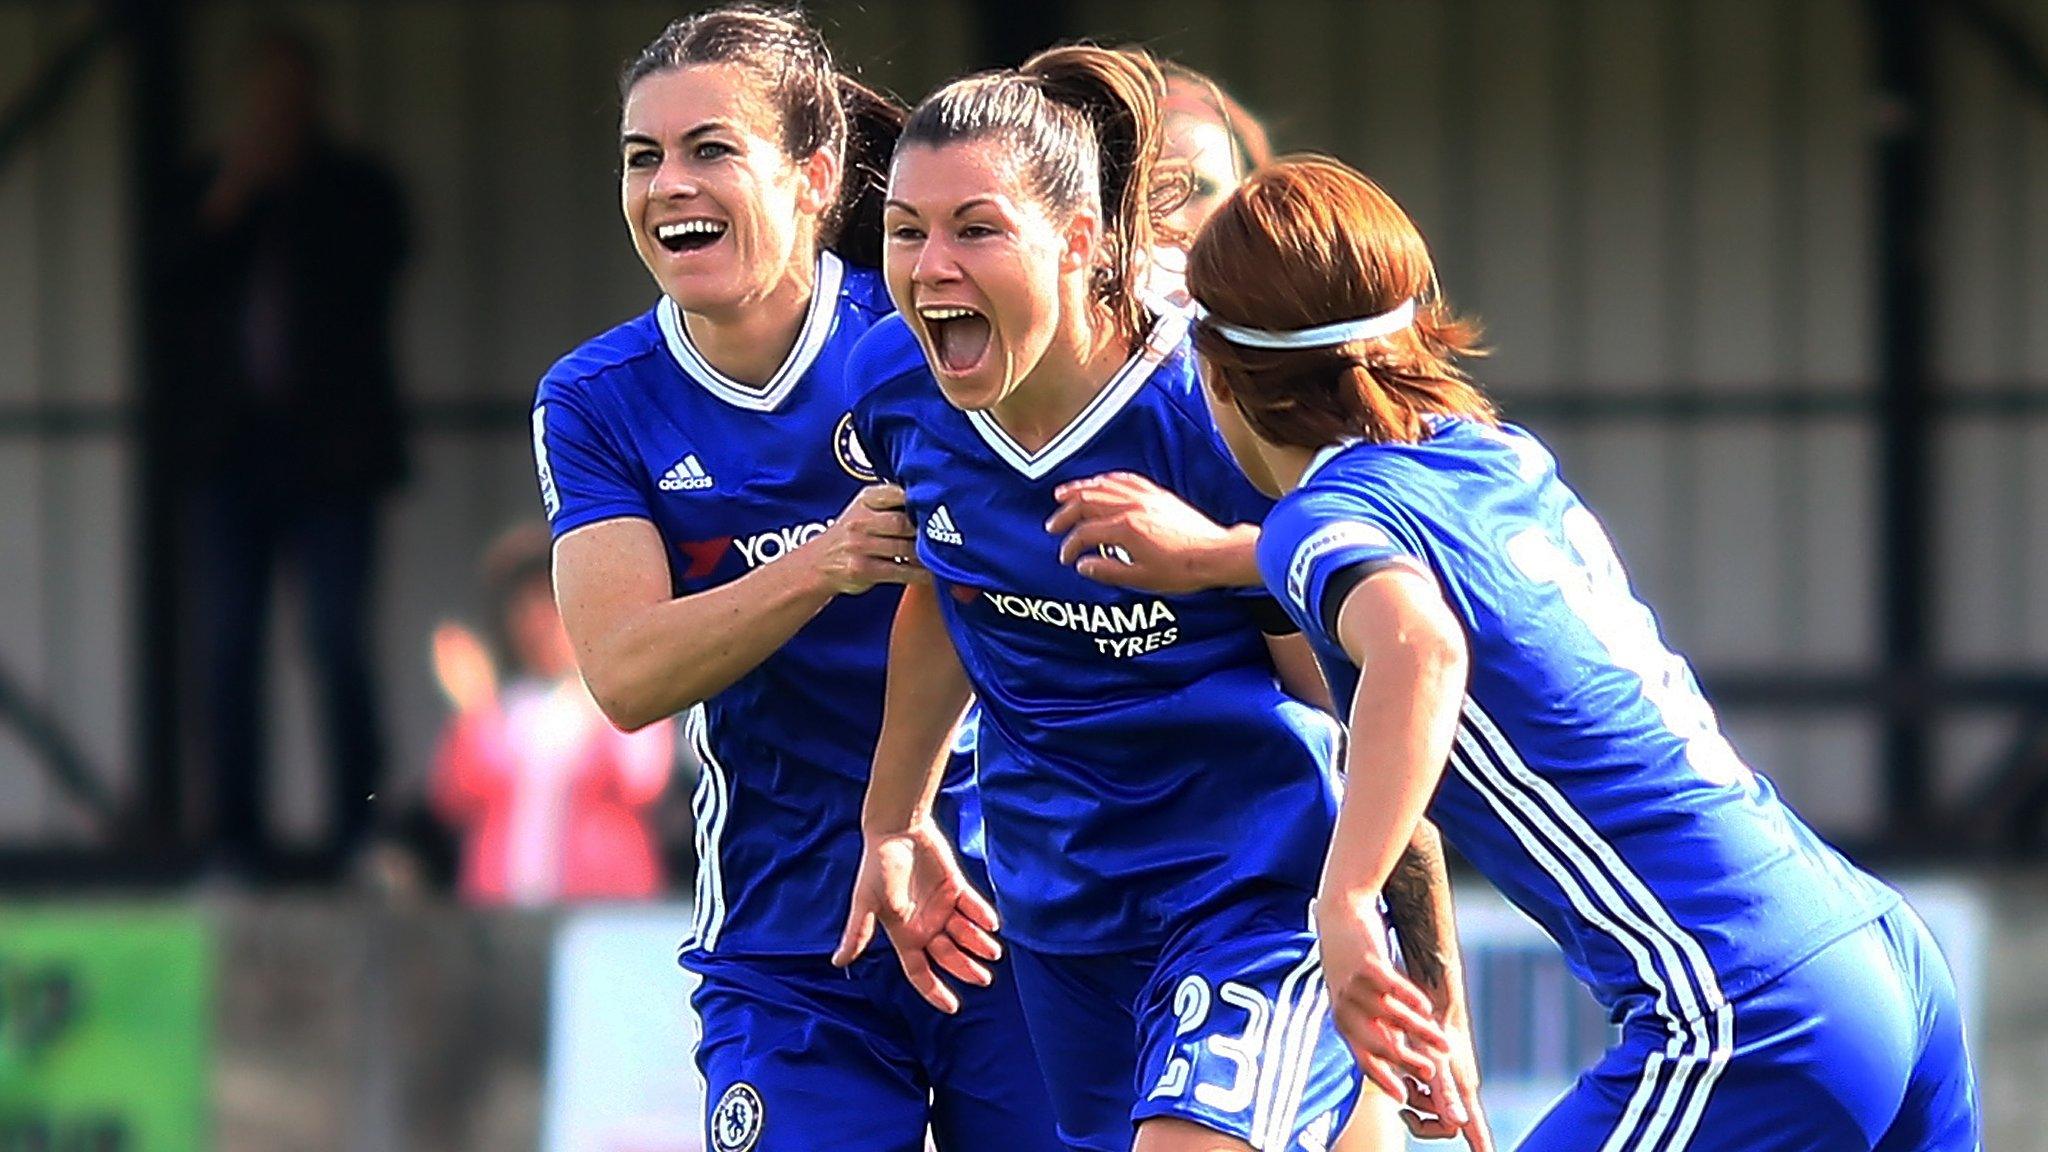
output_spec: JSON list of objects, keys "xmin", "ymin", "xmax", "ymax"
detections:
[
  {"xmin": 620, "ymin": 64, "xmax": 836, "ymax": 316},
  {"xmin": 881, "ymin": 139, "xmax": 1098, "ymax": 411}
]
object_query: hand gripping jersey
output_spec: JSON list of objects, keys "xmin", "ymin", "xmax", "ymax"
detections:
[
  {"xmin": 1260, "ymin": 419, "xmax": 1899, "ymax": 1023},
  {"xmin": 532, "ymin": 254, "xmax": 975, "ymax": 958},
  {"xmin": 848, "ymin": 312, "xmax": 1343, "ymax": 952}
]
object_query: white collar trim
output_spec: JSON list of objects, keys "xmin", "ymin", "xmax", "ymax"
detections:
[
  {"xmin": 964, "ymin": 311, "xmax": 1188, "ymax": 481},
  {"xmin": 657, "ymin": 251, "xmax": 844, "ymax": 413},
  {"xmin": 1300, "ymin": 438, "xmax": 1363, "ymax": 485}
]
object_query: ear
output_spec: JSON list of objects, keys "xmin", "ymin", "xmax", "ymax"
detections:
[
  {"xmin": 1058, "ymin": 207, "xmax": 1103, "ymax": 276},
  {"xmin": 795, "ymin": 147, "xmax": 841, "ymax": 217}
]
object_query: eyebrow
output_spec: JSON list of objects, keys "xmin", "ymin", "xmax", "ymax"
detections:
[
  {"xmin": 882, "ymin": 196, "xmax": 1002, "ymax": 219},
  {"xmin": 619, "ymin": 121, "xmax": 736, "ymax": 148}
]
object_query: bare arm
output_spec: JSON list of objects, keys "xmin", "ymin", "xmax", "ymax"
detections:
[
  {"xmin": 552, "ymin": 485, "xmax": 923, "ymax": 731},
  {"xmin": 1320, "ymin": 566, "xmax": 1469, "ymax": 932},
  {"xmin": 1267, "ymin": 631, "xmax": 1337, "ymax": 713},
  {"xmin": 1386, "ymin": 820, "xmax": 1475, "ymax": 1037},
  {"xmin": 1320, "ymin": 565, "xmax": 1492, "ymax": 1150},
  {"xmin": 835, "ymin": 582, "xmax": 998, "ymax": 1012},
  {"xmin": 860, "ymin": 581, "xmax": 975, "ymax": 835}
]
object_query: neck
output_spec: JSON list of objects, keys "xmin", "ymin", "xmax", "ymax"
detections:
[
  {"xmin": 679, "ymin": 253, "xmax": 818, "ymax": 387},
  {"xmin": 991, "ymin": 305, "xmax": 1134, "ymax": 454},
  {"xmin": 1266, "ymin": 442, "xmax": 1321, "ymax": 495}
]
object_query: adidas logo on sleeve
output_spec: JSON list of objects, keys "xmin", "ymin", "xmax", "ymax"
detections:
[
  {"xmin": 925, "ymin": 505, "xmax": 963, "ymax": 545},
  {"xmin": 659, "ymin": 455, "xmax": 715, "ymax": 492}
]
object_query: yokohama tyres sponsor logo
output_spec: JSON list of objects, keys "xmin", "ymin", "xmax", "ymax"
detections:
[{"xmin": 979, "ymin": 591, "xmax": 1181, "ymax": 658}]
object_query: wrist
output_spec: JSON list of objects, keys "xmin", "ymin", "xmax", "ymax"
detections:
[
  {"xmin": 861, "ymin": 802, "xmax": 932, "ymax": 840},
  {"xmin": 1191, "ymin": 524, "xmax": 1263, "ymax": 589}
]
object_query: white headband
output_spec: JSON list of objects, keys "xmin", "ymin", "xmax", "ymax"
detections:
[{"xmin": 1200, "ymin": 298, "xmax": 1417, "ymax": 350}]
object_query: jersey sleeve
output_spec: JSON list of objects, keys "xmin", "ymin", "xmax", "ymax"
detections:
[
  {"xmin": 844, "ymin": 317, "xmax": 925, "ymax": 487},
  {"xmin": 1259, "ymin": 490, "xmax": 1429, "ymax": 645},
  {"xmin": 531, "ymin": 377, "xmax": 649, "ymax": 539}
]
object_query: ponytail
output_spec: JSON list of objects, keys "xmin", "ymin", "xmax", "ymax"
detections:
[{"xmin": 829, "ymin": 75, "xmax": 906, "ymax": 268}]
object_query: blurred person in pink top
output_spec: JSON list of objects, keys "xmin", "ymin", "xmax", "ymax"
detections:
[{"xmin": 431, "ymin": 524, "xmax": 675, "ymax": 904}]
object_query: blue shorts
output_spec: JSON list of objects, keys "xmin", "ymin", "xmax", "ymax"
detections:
[
  {"xmin": 1521, "ymin": 902, "xmax": 1979, "ymax": 1152},
  {"xmin": 688, "ymin": 945, "xmax": 1061, "ymax": 1152},
  {"xmin": 1009, "ymin": 897, "xmax": 1361, "ymax": 1152}
]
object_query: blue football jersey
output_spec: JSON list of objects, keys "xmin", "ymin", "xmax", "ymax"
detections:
[
  {"xmin": 1259, "ymin": 419, "xmax": 1898, "ymax": 1021},
  {"xmin": 532, "ymin": 254, "xmax": 974, "ymax": 958},
  {"xmin": 848, "ymin": 312, "xmax": 1343, "ymax": 952}
]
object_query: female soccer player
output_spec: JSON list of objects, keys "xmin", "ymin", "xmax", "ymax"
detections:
[
  {"xmin": 836, "ymin": 47, "xmax": 1480, "ymax": 1152},
  {"xmin": 531, "ymin": 9, "xmax": 1060, "ymax": 1151},
  {"xmin": 1188, "ymin": 155, "xmax": 1980, "ymax": 1151}
]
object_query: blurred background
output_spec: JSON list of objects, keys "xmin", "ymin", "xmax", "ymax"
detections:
[{"xmin": 1, "ymin": 0, "xmax": 2045, "ymax": 1148}]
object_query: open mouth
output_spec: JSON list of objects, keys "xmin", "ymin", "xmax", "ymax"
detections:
[
  {"xmin": 918, "ymin": 305, "xmax": 992, "ymax": 376},
  {"xmin": 654, "ymin": 219, "xmax": 728, "ymax": 255}
]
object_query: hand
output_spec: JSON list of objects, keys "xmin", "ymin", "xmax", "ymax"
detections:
[
  {"xmin": 1399, "ymin": 1016, "xmax": 1492, "ymax": 1150},
  {"xmin": 1047, "ymin": 472, "xmax": 1253, "ymax": 593},
  {"xmin": 812, "ymin": 484, "xmax": 930, "ymax": 595},
  {"xmin": 431, "ymin": 622, "xmax": 497, "ymax": 713},
  {"xmin": 834, "ymin": 819, "xmax": 1003, "ymax": 1014},
  {"xmin": 1316, "ymin": 893, "xmax": 1452, "ymax": 1099}
]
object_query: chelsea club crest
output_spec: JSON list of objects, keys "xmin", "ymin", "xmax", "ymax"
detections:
[
  {"xmin": 834, "ymin": 412, "xmax": 879, "ymax": 483},
  {"xmin": 711, "ymin": 1082, "xmax": 764, "ymax": 1152}
]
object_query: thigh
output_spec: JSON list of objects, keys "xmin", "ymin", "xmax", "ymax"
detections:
[
  {"xmin": 1008, "ymin": 944, "xmax": 1149, "ymax": 1152},
  {"xmin": 890, "ymin": 952, "xmax": 1065, "ymax": 1152},
  {"xmin": 1132, "ymin": 907, "xmax": 1360, "ymax": 1152},
  {"xmin": 690, "ymin": 956, "xmax": 929, "ymax": 1152}
]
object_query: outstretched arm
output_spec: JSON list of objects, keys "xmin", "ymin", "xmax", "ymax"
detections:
[{"xmin": 834, "ymin": 582, "xmax": 1001, "ymax": 1014}]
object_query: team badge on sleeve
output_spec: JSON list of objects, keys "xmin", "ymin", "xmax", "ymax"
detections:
[
  {"xmin": 834, "ymin": 412, "xmax": 879, "ymax": 482},
  {"xmin": 710, "ymin": 1082, "xmax": 764, "ymax": 1152},
  {"xmin": 1286, "ymin": 521, "xmax": 1399, "ymax": 614}
]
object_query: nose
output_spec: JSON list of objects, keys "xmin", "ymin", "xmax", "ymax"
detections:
[
  {"xmin": 650, "ymin": 155, "xmax": 698, "ymax": 200},
  {"xmin": 910, "ymin": 235, "xmax": 958, "ymax": 288}
]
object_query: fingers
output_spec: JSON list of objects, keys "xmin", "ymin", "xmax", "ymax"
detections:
[
  {"xmin": 1334, "ymin": 1010, "xmax": 1440, "ymax": 1086},
  {"xmin": 1401, "ymin": 1109, "xmax": 1458, "ymax": 1140},
  {"xmin": 945, "ymin": 911, "xmax": 1003, "ymax": 963},
  {"xmin": 1427, "ymin": 1057, "xmax": 1470, "ymax": 1126},
  {"xmin": 832, "ymin": 907, "xmax": 875, "ymax": 969},
  {"xmin": 896, "ymin": 945, "xmax": 961, "ymax": 1015},
  {"xmin": 1072, "ymin": 554, "xmax": 1146, "ymax": 589},
  {"xmin": 1454, "ymin": 1071, "xmax": 1494, "ymax": 1152},
  {"xmin": 1046, "ymin": 472, "xmax": 1146, "ymax": 534},
  {"xmin": 858, "ymin": 483, "xmax": 909, "ymax": 511},
  {"xmin": 955, "ymin": 884, "xmax": 1001, "ymax": 932},
  {"xmin": 1055, "ymin": 517, "xmax": 1123, "ymax": 567},
  {"xmin": 927, "ymin": 935, "xmax": 994, "ymax": 988},
  {"xmin": 1353, "ymin": 1052, "xmax": 1410, "ymax": 1100},
  {"xmin": 1463, "ymin": 1105, "xmax": 1497, "ymax": 1152},
  {"xmin": 1052, "ymin": 471, "xmax": 1145, "ymax": 503}
]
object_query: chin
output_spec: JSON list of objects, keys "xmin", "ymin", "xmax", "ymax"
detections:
[
  {"xmin": 932, "ymin": 372, "xmax": 1005, "ymax": 412},
  {"xmin": 661, "ymin": 273, "xmax": 749, "ymax": 316}
]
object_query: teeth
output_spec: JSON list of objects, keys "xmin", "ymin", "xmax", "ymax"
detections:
[
  {"xmin": 919, "ymin": 306, "xmax": 979, "ymax": 321},
  {"xmin": 656, "ymin": 220, "xmax": 726, "ymax": 240}
]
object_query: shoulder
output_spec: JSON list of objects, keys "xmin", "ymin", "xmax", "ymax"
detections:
[
  {"xmin": 537, "ymin": 307, "xmax": 666, "ymax": 406},
  {"xmin": 835, "ymin": 260, "xmax": 896, "ymax": 328},
  {"xmin": 844, "ymin": 313, "xmax": 931, "ymax": 413}
]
